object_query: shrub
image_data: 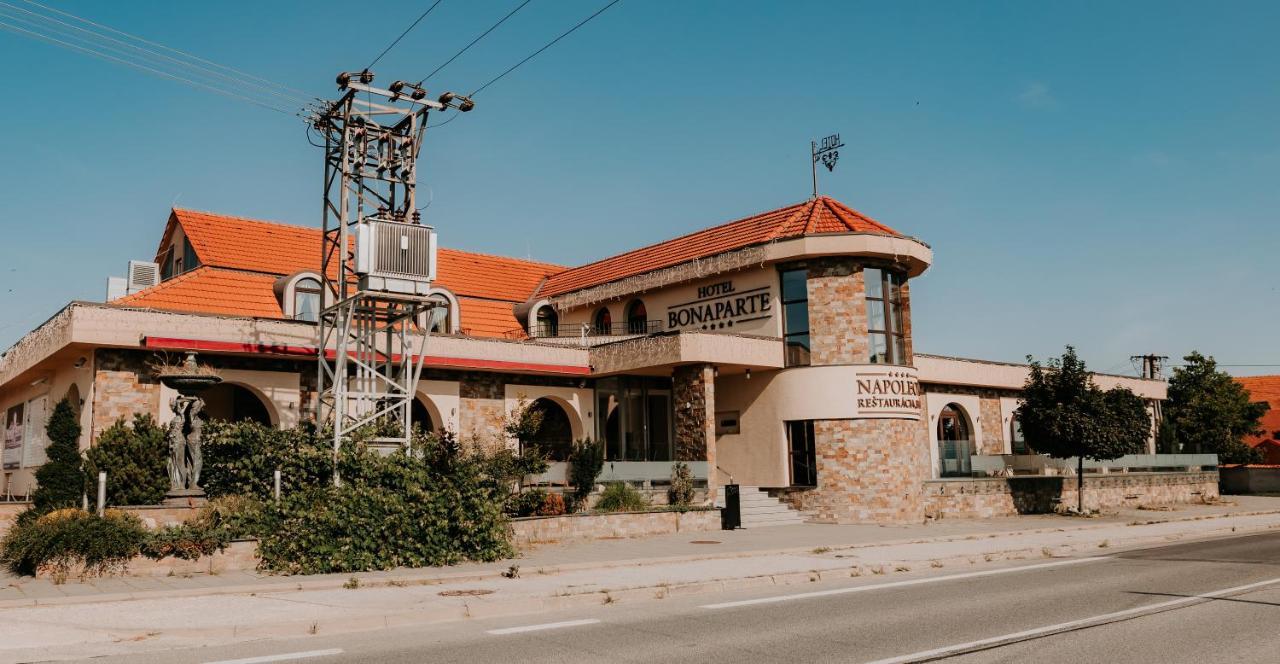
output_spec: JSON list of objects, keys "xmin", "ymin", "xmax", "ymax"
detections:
[
  {"xmin": 537, "ymin": 492, "xmax": 567, "ymax": 516},
  {"xmin": 254, "ymin": 446, "xmax": 514, "ymax": 574},
  {"xmin": 199, "ymin": 494, "xmax": 268, "ymax": 540},
  {"xmin": 32, "ymin": 399, "xmax": 86, "ymax": 513},
  {"xmin": 142, "ymin": 521, "xmax": 230, "ymax": 561},
  {"xmin": 84, "ymin": 414, "xmax": 168, "ymax": 507},
  {"xmin": 668, "ymin": 462, "xmax": 695, "ymax": 507},
  {"xmin": 567, "ymin": 438, "xmax": 604, "ymax": 510},
  {"xmin": 0, "ymin": 508, "xmax": 146, "ymax": 581},
  {"xmin": 595, "ymin": 482, "xmax": 650, "ymax": 513},
  {"xmin": 507, "ymin": 488, "xmax": 549, "ymax": 517},
  {"xmin": 202, "ymin": 421, "xmax": 331, "ymax": 500}
]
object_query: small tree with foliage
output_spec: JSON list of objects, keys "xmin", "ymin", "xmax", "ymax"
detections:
[
  {"xmin": 1163, "ymin": 352, "xmax": 1269, "ymax": 464},
  {"xmin": 1016, "ymin": 347, "xmax": 1151, "ymax": 512},
  {"xmin": 83, "ymin": 414, "xmax": 168, "ymax": 507},
  {"xmin": 567, "ymin": 438, "xmax": 604, "ymax": 511},
  {"xmin": 32, "ymin": 399, "xmax": 85, "ymax": 513}
]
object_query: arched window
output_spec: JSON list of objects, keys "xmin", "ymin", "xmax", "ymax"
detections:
[
  {"xmin": 294, "ymin": 277, "xmax": 322, "ymax": 323},
  {"xmin": 535, "ymin": 305, "xmax": 559, "ymax": 338},
  {"xmin": 626, "ymin": 300, "xmax": 648, "ymax": 334},
  {"xmin": 593, "ymin": 307, "xmax": 612, "ymax": 335},
  {"xmin": 411, "ymin": 397, "xmax": 436, "ymax": 433},
  {"xmin": 200, "ymin": 383, "xmax": 273, "ymax": 426},
  {"xmin": 937, "ymin": 403, "xmax": 973, "ymax": 477},
  {"xmin": 520, "ymin": 398, "xmax": 575, "ymax": 462}
]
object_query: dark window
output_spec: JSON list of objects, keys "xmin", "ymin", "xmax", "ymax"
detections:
[
  {"xmin": 182, "ymin": 237, "xmax": 200, "ymax": 273},
  {"xmin": 937, "ymin": 403, "xmax": 974, "ymax": 477},
  {"xmin": 596, "ymin": 376, "xmax": 673, "ymax": 462},
  {"xmin": 1010, "ymin": 415, "xmax": 1030, "ymax": 454},
  {"xmin": 779, "ymin": 268, "xmax": 810, "ymax": 367},
  {"xmin": 520, "ymin": 398, "xmax": 575, "ymax": 462},
  {"xmin": 787, "ymin": 420, "xmax": 817, "ymax": 487},
  {"xmin": 864, "ymin": 267, "xmax": 907, "ymax": 365},
  {"xmin": 294, "ymin": 277, "xmax": 322, "ymax": 323},
  {"xmin": 411, "ymin": 398, "xmax": 436, "ymax": 434},
  {"xmin": 593, "ymin": 307, "xmax": 612, "ymax": 335},
  {"xmin": 160, "ymin": 246, "xmax": 175, "ymax": 280},
  {"xmin": 534, "ymin": 305, "xmax": 558, "ymax": 337},
  {"xmin": 626, "ymin": 300, "xmax": 648, "ymax": 334}
]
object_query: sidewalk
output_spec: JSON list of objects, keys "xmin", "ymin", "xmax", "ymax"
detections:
[
  {"xmin": 2, "ymin": 496, "xmax": 1279, "ymax": 662},
  {"xmin": 2, "ymin": 495, "xmax": 1277, "ymax": 608}
]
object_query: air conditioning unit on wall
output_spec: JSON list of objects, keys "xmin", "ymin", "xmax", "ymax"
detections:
[{"xmin": 355, "ymin": 220, "xmax": 437, "ymax": 295}]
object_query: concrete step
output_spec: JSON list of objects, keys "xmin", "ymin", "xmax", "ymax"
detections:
[
  {"xmin": 740, "ymin": 503, "xmax": 795, "ymax": 516},
  {"xmin": 741, "ymin": 515, "xmax": 807, "ymax": 527}
]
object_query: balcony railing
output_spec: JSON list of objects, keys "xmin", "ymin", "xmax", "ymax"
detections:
[{"xmin": 509, "ymin": 319, "xmax": 662, "ymax": 341}]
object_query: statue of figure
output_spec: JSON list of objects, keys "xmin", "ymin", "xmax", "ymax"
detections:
[
  {"xmin": 186, "ymin": 396, "xmax": 205, "ymax": 489},
  {"xmin": 166, "ymin": 398, "xmax": 189, "ymax": 491}
]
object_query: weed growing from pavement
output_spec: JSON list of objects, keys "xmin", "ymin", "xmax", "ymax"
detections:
[
  {"xmin": 1042, "ymin": 547, "xmax": 1054, "ymax": 558},
  {"xmin": 343, "ymin": 577, "xmax": 360, "ymax": 589},
  {"xmin": 503, "ymin": 565, "xmax": 520, "ymax": 579},
  {"xmin": 1098, "ymin": 540, "xmax": 1110, "ymax": 548},
  {"xmin": 811, "ymin": 547, "xmax": 831, "ymax": 555},
  {"xmin": 931, "ymin": 560, "xmax": 943, "ymax": 568},
  {"xmin": 894, "ymin": 565, "xmax": 911, "ymax": 573},
  {"xmin": 603, "ymin": 593, "xmax": 615, "ymax": 604}
]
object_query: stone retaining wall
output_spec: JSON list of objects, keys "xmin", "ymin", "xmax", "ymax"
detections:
[
  {"xmin": 924, "ymin": 471, "xmax": 1219, "ymax": 518},
  {"xmin": 512, "ymin": 509, "xmax": 720, "ymax": 547},
  {"xmin": 37, "ymin": 540, "xmax": 258, "ymax": 581},
  {"xmin": 0, "ymin": 503, "xmax": 204, "ymax": 537}
]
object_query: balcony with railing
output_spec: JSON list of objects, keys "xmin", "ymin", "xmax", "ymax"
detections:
[{"xmin": 507, "ymin": 319, "xmax": 663, "ymax": 346}]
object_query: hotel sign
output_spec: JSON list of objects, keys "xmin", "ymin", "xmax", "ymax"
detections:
[
  {"xmin": 853, "ymin": 367, "xmax": 922, "ymax": 420},
  {"xmin": 667, "ymin": 280, "xmax": 772, "ymax": 331}
]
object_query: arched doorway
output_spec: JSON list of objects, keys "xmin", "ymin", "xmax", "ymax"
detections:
[
  {"xmin": 937, "ymin": 403, "xmax": 973, "ymax": 477},
  {"xmin": 411, "ymin": 397, "xmax": 437, "ymax": 434},
  {"xmin": 626, "ymin": 299, "xmax": 648, "ymax": 334},
  {"xmin": 593, "ymin": 307, "xmax": 612, "ymax": 335},
  {"xmin": 200, "ymin": 383, "xmax": 273, "ymax": 425},
  {"xmin": 521, "ymin": 398, "xmax": 574, "ymax": 461},
  {"xmin": 535, "ymin": 305, "xmax": 558, "ymax": 338}
]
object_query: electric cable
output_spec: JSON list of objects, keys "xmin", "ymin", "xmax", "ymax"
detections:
[
  {"xmin": 367, "ymin": 0, "xmax": 445, "ymax": 70},
  {"xmin": 468, "ymin": 0, "xmax": 621, "ymax": 97},
  {"xmin": 418, "ymin": 0, "xmax": 533, "ymax": 85}
]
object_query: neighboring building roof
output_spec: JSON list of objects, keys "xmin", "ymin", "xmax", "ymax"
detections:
[
  {"xmin": 120, "ymin": 209, "xmax": 564, "ymax": 337},
  {"xmin": 1237, "ymin": 375, "xmax": 1280, "ymax": 449},
  {"xmin": 538, "ymin": 196, "xmax": 904, "ymax": 298}
]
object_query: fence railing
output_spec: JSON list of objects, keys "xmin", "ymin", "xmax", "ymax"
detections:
[
  {"xmin": 509, "ymin": 319, "xmax": 663, "ymax": 341},
  {"xmin": 968, "ymin": 453, "xmax": 1218, "ymax": 477}
]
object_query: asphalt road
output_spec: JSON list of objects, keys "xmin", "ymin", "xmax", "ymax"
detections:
[{"xmin": 85, "ymin": 531, "xmax": 1280, "ymax": 664}]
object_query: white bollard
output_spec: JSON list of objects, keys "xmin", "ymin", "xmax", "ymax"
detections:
[
  {"xmin": 96, "ymin": 471, "xmax": 106, "ymax": 517},
  {"xmin": 273, "ymin": 469, "xmax": 282, "ymax": 502}
]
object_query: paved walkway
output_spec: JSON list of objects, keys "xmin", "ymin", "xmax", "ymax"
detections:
[{"xmin": 2, "ymin": 496, "xmax": 1277, "ymax": 607}]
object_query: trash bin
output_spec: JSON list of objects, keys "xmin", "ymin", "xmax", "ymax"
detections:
[{"xmin": 721, "ymin": 483, "xmax": 741, "ymax": 530}]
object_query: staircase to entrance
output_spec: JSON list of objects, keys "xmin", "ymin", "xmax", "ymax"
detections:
[{"xmin": 737, "ymin": 486, "xmax": 808, "ymax": 527}]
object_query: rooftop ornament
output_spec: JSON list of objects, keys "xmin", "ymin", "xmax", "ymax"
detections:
[{"xmin": 153, "ymin": 352, "xmax": 222, "ymax": 506}]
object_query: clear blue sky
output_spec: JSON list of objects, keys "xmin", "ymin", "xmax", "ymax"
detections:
[{"xmin": 1, "ymin": 0, "xmax": 1277, "ymax": 377}]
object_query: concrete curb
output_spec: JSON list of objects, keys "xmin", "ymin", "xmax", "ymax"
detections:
[{"xmin": 3, "ymin": 507, "xmax": 1279, "ymax": 611}]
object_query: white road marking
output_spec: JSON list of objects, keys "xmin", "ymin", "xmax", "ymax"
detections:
[
  {"xmin": 863, "ymin": 576, "xmax": 1280, "ymax": 664},
  {"xmin": 487, "ymin": 618, "xmax": 602, "ymax": 635},
  {"xmin": 204, "ymin": 648, "xmax": 344, "ymax": 664},
  {"xmin": 700, "ymin": 556, "xmax": 1111, "ymax": 609}
]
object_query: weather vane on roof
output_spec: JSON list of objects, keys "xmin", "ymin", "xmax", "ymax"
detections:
[{"xmin": 811, "ymin": 133, "xmax": 844, "ymax": 198}]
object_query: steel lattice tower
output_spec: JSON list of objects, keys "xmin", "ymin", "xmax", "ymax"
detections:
[{"xmin": 310, "ymin": 71, "xmax": 472, "ymax": 483}]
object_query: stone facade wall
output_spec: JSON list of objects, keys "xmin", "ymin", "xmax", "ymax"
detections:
[
  {"xmin": 674, "ymin": 364, "xmax": 717, "ymax": 499},
  {"xmin": 458, "ymin": 372, "xmax": 505, "ymax": 448},
  {"xmin": 806, "ymin": 258, "xmax": 867, "ymax": 365},
  {"xmin": 92, "ymin": 349, "xmax": 161, "ymax": 442},
  {"xmin": 978, "ymin": 397, "xmax": 1005, "ymax": 455},
  {"xmin": 781, "ymin": 417, "xmax": 931, "ymax": 524},
  {"xmin": 923, "ymin": 471, "xmax": 1219, "ymax": 518},
  {"xmin": 511, "ymin": 508, "xmax": 720, "ymax": 547}
]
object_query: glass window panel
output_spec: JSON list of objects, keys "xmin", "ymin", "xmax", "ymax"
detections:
[
  {"xmin": 646, "ymin": 391, "xmax": 671, "ymax": 461},
  {"xmin": 867, "ymin": 299, "xmax": 885, "ymax": 331},
  {"xmin": 891, "ymin": 334, "xmax": 906, "ymax": 365},
  {"xmin": 863, "ymin": 268, "xmax": 883, "ymax": 298},
  {"xmin": 785, "ymin": 334, "xmax": 811, "ymax": 367},
  {"xmin": 889, "ymin": 301, "xmax": 904, "ymax": 334},
  {"xmin": 781, "ymin": 269, "xmax": 807, "ymax": 301},
  {"xmin": 295, "ymin": 292, "xmax": 320, "ymax": 323},
  {"xmin": 868, "ymin": 333, "xmax": 888, "ymax": 364},
  {"xmin": 886, "ymin": 272, "xmax": 902, "ymax": 303},
  {"xmin": 784, "ymin": 302, "xmax": 809, "ymax": 334},
  {"xmin": 597, "ymin": 388, "xmax": 622, "ymax": 462},
  {"xmin": 623, "ymin": 386, "xmax": 646, "ymax": 461}
]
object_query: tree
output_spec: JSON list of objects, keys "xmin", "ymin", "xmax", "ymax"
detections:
[
  {"xmin": 1015, "ymin": 347, "xmax": 1151, "ymax": 512},
  {"xmin": 32, "ymin": 398, "xmax": 86, "ymax": 512},
  {"xmin": 83, "ymin": 414, "xmax": 168, "ymax": 507},
  {"xmin": 1163, "ymin": 352, "xmax": 1269, "ymax": 465}
]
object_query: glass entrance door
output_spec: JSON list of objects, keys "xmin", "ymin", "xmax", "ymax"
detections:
[{"xmin": 787, "ymin": 420, "xmax": 817, "ymax": 487}]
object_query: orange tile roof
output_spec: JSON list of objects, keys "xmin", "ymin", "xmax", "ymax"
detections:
[
  {"xmin": 538, "ymin": 196, "xmax": 903, "ymax": 297},
  {"xmin": 114, "ymin": 267, "xmax": 284, "ymax": 319},
  {"xmin": 457, "ymin": 297, "xmax": 527, "ymax": 339},
  {"xmin": 1238, "ymin": 376, "xmax": 1280, "ymax": 448}
]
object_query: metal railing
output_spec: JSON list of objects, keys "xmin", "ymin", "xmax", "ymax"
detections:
[
  {"xmin": 510, "ymin": 319, "xmax": 663, "ymax": 341},
  {"xmin": 967, "ymin": 453, "xmax": 1218, "ymax": 477}
]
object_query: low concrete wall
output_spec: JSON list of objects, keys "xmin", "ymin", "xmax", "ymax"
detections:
[
  {"xmin": 37, "ymin": 540, "xmax": 259, "ymax": 581},
  {"xmin": 512, "ymin": 509, "xmax": 720, "ymax": 547},
  {"xmin": 924, "ymin": 471, "xmax": 1219, "ymax": 519},
  {"xmin": 1220, "ymin": 466, "xmax": 1280, "ymax": 494},
  {"xmin": 0, "ymin": 503, "xmax": 203, "ymax": 537}
]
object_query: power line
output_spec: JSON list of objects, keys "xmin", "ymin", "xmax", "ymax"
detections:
[
  {"xmin": 419, "ymin": 0, "xmax": 533, "ymax": 85},
  {"xmin": 17, "ymin": 0, "xmax": 315, "ymax": 102},
  {"xmin": 469, "ymin": 0, "xmax": 622, "ymax": 97},
  {"xmin": 367, "ymin": 0, "xmax": 446, "ymax": 70},
  {"xmin": 0, "ymin": 16, "xmax": 300, "ymax": 116},
  {"xmin": 0, "ymin": 3, "xmax": 313, "ymax": 108}
]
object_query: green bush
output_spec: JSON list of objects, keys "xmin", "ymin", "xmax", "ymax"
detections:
[
  {"xmin": 32, "ymin": 399, "xmax": 86, "ymax": 513},
  {"xmin": 595, "ymin": 482, "xmax": 650, "ymax": 513},
  {"xmin": 254, "ymin": 442, "xmax": 514, "ymax": 574},
  {"xmin": 507, "ymin": 488, "xmax": 549, "ymax": 517},
  {"xmin": 84, "ymin": 414, "xmax": 168, "ymax": 507},
  {"xmin": 567, "ymin": 438, "xmax": 604, "ymax": 510},
  {"xmin": 202, "ymin": 421, "xmax": 331, "ymax": 500},
  {"xmin": 668, "ymin": 462, "xmax": 695, "ymax": 507},
  {"xmin": 142, "ymin": 520, "xmax": 230, "ymax": 561},
  {"xmin": 0, "ymin": 508, "xmax": 147, "ymax": 581}
]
